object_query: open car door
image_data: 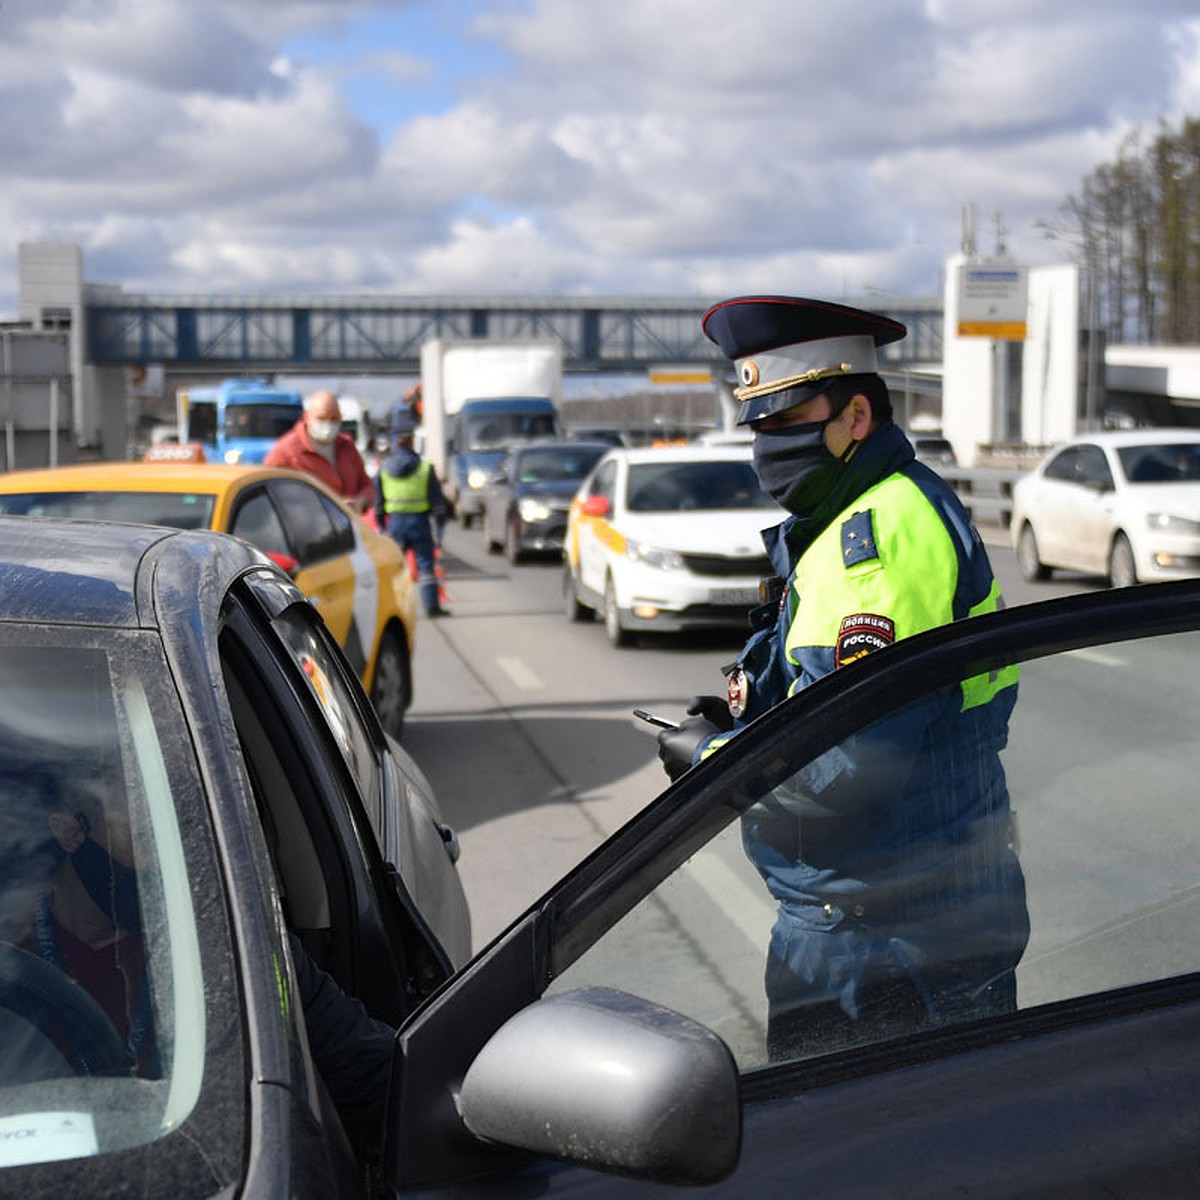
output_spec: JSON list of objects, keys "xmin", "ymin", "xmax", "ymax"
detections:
[{"xmin": 386, "ymin": 580, "xmax": 1200, "ymax": 1198}]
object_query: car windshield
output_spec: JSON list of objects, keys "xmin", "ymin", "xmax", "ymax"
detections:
[
  {"xmin": 515, "ymin": 447, "xmax": 606, "ymax": 484},
  {"xmin": 223, "ymin": 403, "xmax": 301, "ymax": 440},
  {"xmin": 0, "ymin": 631, "xmax": 222, "ymax": 1174},
  {"xmin": 1116, "ymin": 441, "xmax": 1200, "ymax": 483},
  {"xmin": 0, "ymin": 491, "xmax": 216, "ymax": 530},
  {"xmin": 464, "ymin": 412, "xmax": 557, "ymax": 451},
  {"xmin": 625, "ymin": 460, "xmax": 775, "ymax": 512}
]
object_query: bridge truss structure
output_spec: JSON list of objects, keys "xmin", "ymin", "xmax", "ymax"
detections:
[{"xmin": 86, "ymin": 291, "xmax": 944, "ymax": 375}]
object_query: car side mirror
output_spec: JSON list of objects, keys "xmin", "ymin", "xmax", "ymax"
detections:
[
  {"xmin": 457, "ymin": 988, "xmax": 740, "ymax": 1185},
  {"xmin": 581, "ymin": 494, "xmax": 610, "ymax": 517}
]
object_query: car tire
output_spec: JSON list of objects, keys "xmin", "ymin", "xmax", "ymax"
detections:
[
  {"xmin": 370, "ymin": 626, "xmax": 412, "ymax": 740},
  {"xmin": 1017, "ymin": 523, "xmax": 1051, "ymax": 582},
  {"xmin": 1108, "ymin": 532, "xmax": 1138, "ymax": 589},
  {"xmin": 604, "ymin": 575, "xmax": 633, "ymax": 648},
  {"xmin": 564, "ymin": 565, "xmax": 592, "ymax": 622},
  {"xmin": 505, "ymin": 515, "xmax": 525, "ymax": 565}
]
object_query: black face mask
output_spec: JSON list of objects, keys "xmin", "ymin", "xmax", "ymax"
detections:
[
  {"xmin": 751, "ymin": 418, "xmax": 851, "ymax": 515},
  {"xmin": 71, "ymin": 837, "xmax": 141, "ymax": 933}
]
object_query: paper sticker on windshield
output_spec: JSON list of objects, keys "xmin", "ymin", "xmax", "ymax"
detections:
[
  {"xmin": 835, "ymin": 613, "xmax": 894, "ymax": 668},
  {"xmin": 0, "ymin": 1111, "xmax": 98, "ymax": 1167}
]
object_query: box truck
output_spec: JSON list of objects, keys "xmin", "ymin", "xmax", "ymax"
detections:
[{"xmin": 417, "ymin": 339, "xmax": 564, "ymax": 525}]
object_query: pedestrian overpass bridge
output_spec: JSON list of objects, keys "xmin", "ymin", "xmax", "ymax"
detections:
[{"xmin": 84, "ymin": 289, "xmax": 944, "ymax": 376}]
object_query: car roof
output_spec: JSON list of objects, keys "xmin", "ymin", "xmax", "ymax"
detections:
[
  {"xmin": 510, "ymin": 439, "xmax": 613, "ymax": 455},
  {"xmin": 603, "ymin": 444, "xmax": 755, "ymax": 466},
  {"xmin": 1056, "ymin": 428, "xmax": 1200, "ymax": 448},
  {"xmin": 0, "ymin": 515, "xmax": 270, "ymax": 627},
  {"xmin": 0, "ymin": 462, "xmax": 317, "ymax": 495}
]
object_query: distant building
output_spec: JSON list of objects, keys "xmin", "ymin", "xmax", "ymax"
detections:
[
  {"xmin": 12, "ymin": 242, "xmax": 129, "ymax": 463},
  {"xmin": 0, "ymin": 321, "xmax": 73, "ymax": 470}
]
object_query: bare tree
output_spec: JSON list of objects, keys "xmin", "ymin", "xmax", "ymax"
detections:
[{"xmin": 1043, "ymin": 116, "xmax": 1200, "ymax": 345}]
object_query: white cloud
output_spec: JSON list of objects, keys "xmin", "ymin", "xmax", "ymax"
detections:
[{"xmin": 0, "ymin": 0, "xmax": 1198, "ymax": 313}]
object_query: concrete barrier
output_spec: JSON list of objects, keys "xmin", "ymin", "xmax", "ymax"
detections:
[{"xmin": 940, "ymin": 466, "xmax": 1024, "ymax": 530}]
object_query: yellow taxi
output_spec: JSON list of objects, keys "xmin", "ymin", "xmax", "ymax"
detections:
[{"xmin": 0, "ymin": 461, "xmax": 418, "ymax": 738}]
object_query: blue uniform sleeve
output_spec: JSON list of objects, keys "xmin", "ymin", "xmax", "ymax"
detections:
[{"xmin": 288, "ymin": 933, "xmax": 396, "ymax": 1149}]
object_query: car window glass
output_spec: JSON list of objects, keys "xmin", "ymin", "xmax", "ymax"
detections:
[
  {"xmin": 548, "ymin": 629, "xmax": 1200, "ymax": 1074},
  {"xmin": 1076, "ymin": 445, "xmax": 1113, "ymax": 489},
  {"xmin": 1118, "ymin": 441, "xmax": 1200, "ymax": 483},
  {"xmin": 261, "ymin": 602, "xmax": 381, "ymax": 832},
  {"xmin": 587, "ymin": 459, "xmax": 617, "ymax": 503},
  {"xmin": 223, "ymin": 403, "xmax": 301, "ymax": 440},
  {"xmin": 266, "ymin": 479, "xmax": 344, "ymax": 565},
  {"xmin": 229, "ymin": 488, "xmax": 291, "ymax": 558},
  {"xmin": 1043, "ymin": 447, "xmax": 1079, "ymax": 482},
  {"xmin": 0, "ymin": 636, "xmax": 214, "ymax": 1167},
  {"xmin": 315, "ymin": 492, "xmax": 356, "ymax": 555},
  {"xmin": 626, "ymin": 460, "xmax": 774, "ymax": 511},
  {"xmin": 0, "ymin": 491, "xmax": 216, "ymax": 529},
  {"xmin": 516, "ymin": 447, "xmax": 606, "ymax": 483}
]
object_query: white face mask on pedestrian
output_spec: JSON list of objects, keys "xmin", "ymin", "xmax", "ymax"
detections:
[{"xmin": 308, "ymin": 419, "xmax": 339, "ymax": 444}]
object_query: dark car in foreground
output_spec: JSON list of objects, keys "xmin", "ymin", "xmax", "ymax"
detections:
[
  {"xmin": 0, "ymin": 518, "xmax": 467, "ymax": 1196},
  {"xmin": 3, "ymin": 517, "xmax": 1200, "ymax": 1197},
  {"xmin": 481, "ymin": 439, "xmax": 610, "ymax": 563}
]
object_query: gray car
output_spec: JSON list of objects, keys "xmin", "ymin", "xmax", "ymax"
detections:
[{"xmin": 481, "ymin": 439, "xmax": 610, "ymax": 563}]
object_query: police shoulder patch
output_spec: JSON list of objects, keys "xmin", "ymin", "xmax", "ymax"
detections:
[
  {"xmin": 840, "ymin": 509, "xmax": 878, "ymax": 567},
  {"xmin": 835, "ymin": 613, "xmax": 895, "ymax": 668}
]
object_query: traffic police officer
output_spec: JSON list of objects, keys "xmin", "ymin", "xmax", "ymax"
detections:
[
  {"xmin": 376, "ymin": 410, "xmax": 450, "ymax": 617},
  {"xmin": 658, "ymin": 295, "xmax": 1029, "ymax": 1060}
]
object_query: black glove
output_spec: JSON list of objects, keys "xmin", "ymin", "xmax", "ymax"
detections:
[
  {"xmin": 657, "ymin": 715, "xmax": 722, "ymax": 782},
  {"xmin": 686, "ymin": 694, "xmax": 735, "ymax": 732}
]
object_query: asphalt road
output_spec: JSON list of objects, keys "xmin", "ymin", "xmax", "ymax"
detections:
[{"xmin": 401, "ymin": 519, "xmax": 1119, "ymax": 951}]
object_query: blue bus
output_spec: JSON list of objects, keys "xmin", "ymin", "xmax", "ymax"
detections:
[{"xmin": 177, "ymin": 379, "xmax": 303, "ymax": 464}]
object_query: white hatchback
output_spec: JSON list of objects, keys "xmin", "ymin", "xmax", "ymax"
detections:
[
  {"xmin": 563, "ymin": 445, "xmax": 782, "ymax": 646},
  {"xmin": 1011, "ymin": 429, "xmax": 1200, "ymax": 587}
]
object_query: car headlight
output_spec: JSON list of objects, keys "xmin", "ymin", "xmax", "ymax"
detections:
[
  {"xmin": 223, "ymin": 448, "xmax": 243, "ymax": 464},
  {"xmin": 1147, "ymin": 512, "xmax": 1200, "ymax": 534},
  {"xmin": 626, "ymin": 539, "xmax": 684, "ymax": 570},
  {"xmin": 518, "ymin": 498, "xmax": 552, "ymax": 522},
  {"xmin": 467, "ymin": 468, "xmax": 490, "ymax": 490}
]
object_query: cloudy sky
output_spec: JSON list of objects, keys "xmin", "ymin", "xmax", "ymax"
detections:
[{"xmin": 2, "ymin": 0, "xmax": 1198, "ymax": 317}]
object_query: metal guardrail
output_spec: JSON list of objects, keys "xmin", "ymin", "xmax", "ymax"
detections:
[{"xmin": 940, "ymin": 466, "xmax": 1024, "ymax": 531}]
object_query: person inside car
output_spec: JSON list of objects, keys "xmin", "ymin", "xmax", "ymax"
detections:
[{"xmin": 5, "ymin": 777, "xmax": 158, "ymax": 1077}]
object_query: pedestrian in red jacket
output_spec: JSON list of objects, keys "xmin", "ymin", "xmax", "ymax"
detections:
[{"xmin": 265, "ymin": 389, "xmax": 375, "ymax": 512}]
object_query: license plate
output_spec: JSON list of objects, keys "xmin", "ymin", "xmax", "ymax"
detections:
[{"xmin": 709, "ymin": 587, "xmax": 759, "ymax": 605}]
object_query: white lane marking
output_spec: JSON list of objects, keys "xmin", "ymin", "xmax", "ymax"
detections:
[
  {"xmin": 1066, "ymin": 647, "xmax": 1127, "ymax": 667},
  {"xmin": 497, "ymin": 656, "xmax": 543, "ymax": 690}
]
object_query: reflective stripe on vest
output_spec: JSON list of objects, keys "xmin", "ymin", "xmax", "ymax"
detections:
[{"xmin": 382, "ymin": 461, "xmax": 432, "ymax": 513}]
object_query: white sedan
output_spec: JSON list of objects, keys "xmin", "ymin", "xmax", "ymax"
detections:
[
  {"xmin": 1011, "ymin": 429, "xmax": 1200, "ymax": 587},
  {"xmin": 563, "ymin": 445, "xmax": 782, "ymax": 646}
]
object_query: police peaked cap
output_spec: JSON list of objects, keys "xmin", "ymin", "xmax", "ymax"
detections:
[{"xmin": 701, "ymin": 295, "xmax": 907, "ymax": 425}]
